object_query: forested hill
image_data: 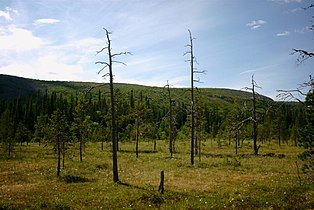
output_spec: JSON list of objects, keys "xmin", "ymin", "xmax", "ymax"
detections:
[
  {"xmin": 0, "ymin": 74, "xmax": 272, "ymax": 103},
  {"xmin": 0, "ymin": 74, "xmax": 303, "ymax": 150}
]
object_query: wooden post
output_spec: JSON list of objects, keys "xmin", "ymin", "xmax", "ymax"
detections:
[{"xmin": 158, "ymin": 170, "xmax": 164, "ymax": 194}]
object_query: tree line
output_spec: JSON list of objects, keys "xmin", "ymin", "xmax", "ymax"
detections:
[{"xmin": 0, "ymin": 86, "xmax": 304, "ymax": 157}]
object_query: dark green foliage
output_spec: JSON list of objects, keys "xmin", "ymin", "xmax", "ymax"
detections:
[
  {"xmin": 71, "ymin": 94, "xmax": 94, "ymax": 162},
  {"xmin": 48, "ymin": 109, "xmax": 69, "ymax": 176},
  {"xmin": 0, "ymin": 74, "xmax": 306, "ymax": 157},
  {"xmin": 298, "ymin": 86, "xmax": 314, "ymax": 176},
  {"xmin": 0, "ymin": 109, "xmax": 15, "ymax": 157}
]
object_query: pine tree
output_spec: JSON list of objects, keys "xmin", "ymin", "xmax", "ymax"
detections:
[
  {"xmin": 48, "ymin": 109, "xmax": 69, "ymax": 176},
  {"xmin": 298, "ymin": 84, "xmax": 314, "ymax": 176},
  {"xmin": 71, "ymin": 95, "xmax": 93, "ymax": 162},
  {"xmin": 0, "ymin": 109, "xmax": 15, "ymax": 157}
]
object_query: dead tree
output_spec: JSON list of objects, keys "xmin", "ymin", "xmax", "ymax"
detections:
[
  {"xmin": 245, "ymin": 75, "xmax": 261, "ymax": 155},
  {"xmin": 184, "ymin": 29, "xmax": 205, "ymax": 165},
  {"xmin": 96, "ymin": 28, "xmax": 131, "ymax": 182},
  {"xmin": 165, "ymin": 81, "xmax": 175, "ymax": 158}
]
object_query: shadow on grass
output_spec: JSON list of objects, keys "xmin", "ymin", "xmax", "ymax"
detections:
[
  {"xmin": 119, "ymin": 150, "xmax": 158, "ymax": 154},
  {"xmin": 61, "ymin": 174, "xmax": 91, "ymax": 183},
  {"xmin": 116, "ymin": 181, "xmax": 189, "ymax": 207}
]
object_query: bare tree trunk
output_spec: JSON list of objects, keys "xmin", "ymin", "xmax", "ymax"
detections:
[
  {"xmin": 153, "ymin": 139, "xmax": 156, "ymax": 152},
  {"xmin": 136, "ymin": 117, "xmax": 139, "ymax": 159},
  {"xmin": 57, "ymin": 135, "xmax": 61, "ymax": 177},
  {"xmin": 166, "ymin": 81, "xmax": 174, "ymax": 158},
  {"xmin": 108, "ymin": 46, "xmax": 119, "ymax": 183},
  {"xmin": 158, "ymin": 170, "xmax": 164, "ymax": 194},
  {"xmin": 252, "ymin": 75, "xmax": 259, "ymax": 156},
  {"xmin": 188, "ymin": 29, "xmax": 195, "ymax": 165},
  {"xmin": 198, "ymin": 131, "xmax": 201, "ymax": 162},
  {"xmin": 169, "ymin": 100, "xmax": 173, "ymax": 158},
  {"xmin": 235, "ymin": 129, "xmax": 238, "ymax": 155},
  {"xmin": 79, "ymin": 131, "xmax": 83, "ymax": 162},
  {"xmin": 8, "ymin": 142, "xmax": 11, "ymax": 157},
  {"xmin": 62, "ymin": 139, "xmax": 65, "ymax": 168},
  {"xmin": 96, "ymin": 28, "xmax": 130, "ymax": 183}
]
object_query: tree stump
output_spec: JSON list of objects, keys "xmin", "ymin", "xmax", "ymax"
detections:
[{"xmin": 158, "ymin": 170, "xmax": 164, "ymax": 194}]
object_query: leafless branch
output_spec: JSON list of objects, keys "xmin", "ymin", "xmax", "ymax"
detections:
[
  {"xmin": 95, "ymin": 61, "xmax": 109, "ymax": 66},
  {"xmin": 193, "ymin": 78, "xmax": 203, "ymax": 83},
  {"xmin": 112, "ymin": 60, "xmax": 127, "ymax": 66},
  {"xmin": 183, "ymin": 51, "xmax": 191, "ymax": 56},
  {"xmin": 87, "ymin": 83, "xmax": 109, "ymax": 92},
  {"xmin": 292, "ymin": 48, "xmax": 314, "ymax": 64},
  {"xmin": 112, "ymin": 52, "xmax": 132, "ymax": 57},
  {"xmin": 97, "ymin": 65, "xmax": 109, "ymax": 74},
  {"xmin": 276, "ymin": 91, "xmax": 304, "ymax": 103},
  {"xmin": 96, "ymin": 47, "xmax": 108, "ymax": 55},
  {"xmin": 253, "ymin": 81, "xmax": 262, "ymax": 89},
  {"xmin": 243, "ymin": 87, "xmax": 252, "ymax": 91},
  {"xmin": 303, "ymin": 4, "xmax": 314, "ymax": 10},
  {"xmin": 194, "ymin": 57, "xmax": 199, "ymax": 65},
  {"xmin": 193, "ymin": 70, "xmax": 206, "ymax": 74},
  {"xmin": 277, "ymin": 75, "xmax": 313, "ymax": 102},
  {"xmin": 101, "ymin": 72, "xmax": 110, "ymax": 78}
]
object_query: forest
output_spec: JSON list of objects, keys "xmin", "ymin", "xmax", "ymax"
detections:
[
  {"xmin": 0, "ymin": 73, "xmax": 314, "ymax": 209},
  {"xmin": 1, "ymin": 0, "xmax": 314, "ymax": 208},
  {"xmin": 0, "ymin": 74, "xmax": 304, "ymax": 157}
]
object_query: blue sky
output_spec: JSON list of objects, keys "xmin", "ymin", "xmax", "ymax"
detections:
[{"xmin": 0, "ymin": 0, "xmax": 313, "ymax": 100}]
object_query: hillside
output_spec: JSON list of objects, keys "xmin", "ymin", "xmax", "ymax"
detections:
[{"xmin": 0, "ymin": 74, "xmax": 272, "ymax": 104}]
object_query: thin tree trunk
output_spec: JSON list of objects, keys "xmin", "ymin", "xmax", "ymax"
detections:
[
  {"xmin": 96, "ymin": 28, "xmax": 130, "ymax": 183},
  {"xmin": 188, "ymin": 29, "xmax": 195, "ymax": 165},
  {"xmin": 8, "ymin": 142, "xmax": 11, "ymax": 157},
  {"xmin": 79, "ymin": 132, "xmax": 83, "ymax": 162},
  {"xmin": 169, "ymin": 100, "xmax": 173, "ymax": 158},
  {"xmin": 57, "ymin": 136, "xmax": 61, "ymax": 177},
  {"xmin": 154, "ymin": 139, "xmax": 156, "ymax": 152},
  {"xmin": 62, "ymin": 138, "xmax": 65, "ymax": 168},
  {"xmin": 235, "ymin": 130, "xmax": 238, "ymax": 155},
  {"xmin": 136, "ymin": 118, "xmax": 139, "ymax": 159},
  {"xmin": 106, "ymin": 31, "xmax": 119, "ymax": 183},
  {"xmin": 252, "ymin": 75, "xmax": 258, "ymax": 156},
  {"xmin": 158, "ymin": 171, "xmax": 164, "ymax": 194}
]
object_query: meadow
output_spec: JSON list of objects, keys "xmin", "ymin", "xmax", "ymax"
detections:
[{"xmin": 0, "ymin": 139, "xmax": 313, "ymax": 209}]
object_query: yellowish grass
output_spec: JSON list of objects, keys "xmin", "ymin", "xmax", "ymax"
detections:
[{"xmin": 0, "ymin": 140, "xmax": 313, "ymax": 209}]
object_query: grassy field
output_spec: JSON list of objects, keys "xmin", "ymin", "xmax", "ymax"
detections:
[{"xmin": 0, "ymin": 139, "xmax": 313, "ymax": 210}]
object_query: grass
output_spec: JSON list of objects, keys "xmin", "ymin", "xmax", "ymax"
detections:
[{"xmin": 0, "ymin": 139, "xmax": 313, "ymax": 209}]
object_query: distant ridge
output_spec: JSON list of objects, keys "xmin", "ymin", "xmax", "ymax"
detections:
[{"xmin": 0, "ymin": 74, "xmax": 273, "ymax": 102}]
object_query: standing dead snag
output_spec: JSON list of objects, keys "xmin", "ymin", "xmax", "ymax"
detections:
[
  {"xmin": 185, "ymin": 29, "xmax": 196, "ymax": 165},
  {"xmin": 96, "ymin": 28, "xmax": 131, "ymax": 183},
  {"xmin": 184, "ymin": 29, "xmax": 205, "ymax": 165},
  {"xmin": 244, "ymin": 75, "xmax": 261, "ymax": 155},
  {"xmin": 165, "ymin": 81, "xmax": 175, "ymax": 158},
  {"xmin": 158, "ymin": 170, "xmax": 164, "ymax": 194}
]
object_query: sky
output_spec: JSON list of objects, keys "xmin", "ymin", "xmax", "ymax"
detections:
[{"xmin": 0, "ymin": 0, "xmax": 313, "ymax": 100}]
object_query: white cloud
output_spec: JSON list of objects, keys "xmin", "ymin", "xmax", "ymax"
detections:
[
  {"xmin": 246, "ymin": 20, "xmax": 267, "ymax": 29},
  {"xmin": 5, "ymin": 7, "xmax": 18, "ymax": 15},
  {"xmin": 0, "ymin": 10, "xmax": 12, "ymax": 21},
  {"xmin": 0, "ymin": 54, "xmax": 84, "ymax": 82},
  {"xmin": 0, "ymin": 25, "xmax": 44, "ymax": 52},
  {"xmin": 0, "ymin": 7, "xmax": 19, "ymax": 21},
  {"xmin": 33, "ymin": 18, "xmax": 60, "ymax": 26},
  {"xmin": 0, "ymin": 23, "xmax": 93, "ymax": 82},
  {"xmin": 275, "ymin": 31, "xmax": 290, "ymax": 36},
  {"xmin": 240, "ymin": 65, "xmax": 274, "ymax": 75}
]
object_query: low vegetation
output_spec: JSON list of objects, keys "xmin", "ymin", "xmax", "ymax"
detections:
[{"xmin": 0, "ymin": 140, "xmax": 313, "ymax": 209}]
